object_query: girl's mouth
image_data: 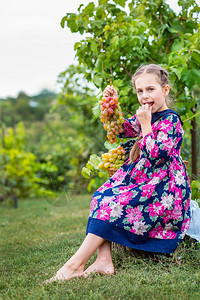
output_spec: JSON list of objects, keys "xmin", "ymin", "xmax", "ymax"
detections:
[{"xmin": 145, "ymin": 102, "xmax": 154, "ymax": 108}]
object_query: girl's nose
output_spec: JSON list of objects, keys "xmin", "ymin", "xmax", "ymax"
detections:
[{"xmin": 142, "ymin": 91, "xmax": 149, "ymax": 99}]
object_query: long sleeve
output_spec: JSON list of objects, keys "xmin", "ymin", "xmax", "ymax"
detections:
[
  {"xmin": 137, "ymin": 114, "xmax": 183, "ymax": 161},
  {"xmin": 119, "ymin": 114, "xmax": 141, "ymax": 138}
]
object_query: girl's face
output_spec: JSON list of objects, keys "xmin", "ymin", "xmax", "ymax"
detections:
[{"xmin": 135, "ymin": 73, "xmax": 169, "ymax": 113}]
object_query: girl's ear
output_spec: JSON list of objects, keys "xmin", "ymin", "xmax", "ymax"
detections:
[{"xmin": 163, "ymin": 85, "xmax": 170, "ymax": 97}]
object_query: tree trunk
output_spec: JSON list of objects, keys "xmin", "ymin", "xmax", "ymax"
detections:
[{"xmin": 191, "ymin": 107, "xmax": 198, "ymax": 180}]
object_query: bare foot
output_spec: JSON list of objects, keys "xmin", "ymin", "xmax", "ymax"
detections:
[
  {"xmin": 44, "ymin": 262, "xmax": 84, "ymax": 284},
  {"xmin": 83, "ymin": 259, "xmax": 115, "ymax": 277}
]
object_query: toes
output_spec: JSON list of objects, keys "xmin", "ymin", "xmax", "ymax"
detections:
[
  {"xmin": 83, "ymin": 272, "xmax": 89, "ymax": 278},
  {"xmin": 43, "ymin": 273, "xmax": 65, "ymax": 284},
  {"xmin": 43, "ymin": 277, "xmax": 56, "ymax": 285}
]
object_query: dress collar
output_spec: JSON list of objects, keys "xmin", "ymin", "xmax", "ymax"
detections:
[{"xmin": 151, "ymin": 109, "xmax": 183, "ymax": 125}]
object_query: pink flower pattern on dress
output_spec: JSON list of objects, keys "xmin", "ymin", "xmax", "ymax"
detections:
[
  {"xmin": 157, "ymin": 118, "xmax": 173, "ymax": 133},
  {"xmin": 174, "ymin": 188, "xmax": 183, "ymax": 206},
  {"xmin": 90, "ymin": 197, "xmax": 98, "ymax": 212},
  {"xmin": 161, "ymin": 193, "xmax": 174, "ymax": 209},
  {"xmin": 112, "ymin": 169, "xmax": 127, "ymax": 182},
  {"xmin": 98, "ymin": 182, "xmax": 113, "ymax": 192},
  {"xmin": 131, "ymin": 169, "xmax": 148, "ymax": 184},
  {"xmin": 171, "ymin": 204, "xmax": 183, "ymax": 221},
  {"xmin": 110, "ymin": 202, "xmax": 123, "ymax": 219},
  {"xmin": 141, "ymin": 184, "xmax": 155, "ymax": 198},
  {"xmin": 149, "ymin": 224, "xmax": 177, "ymax": 239},
  {"xmin": 125, "ymin": 206, "xmax": 143, "ymax": 224},
  {"xmin": 100, "ymin": 196, "xmax": 116, "ymax": 206},
  {"xmin": 148, "ymin": 202, "xmax": 165, "ymax": 218},
  {"xmin": 97, "ymin": 204, "xmax": 112, "ymax": 221},
  {"xmin": 116, "ymin": 191, "xmax": 133, "ymax": 205},
  {"xmin": 89, "ymin": 113, "xmax": 191, "ymax": 243},
  {"xmin": 181, "ymin": 218, "xmax": 190, "ymax": 233},
  {"xmin": 184, "ymin": 198, "xmax": 190, "ymax": 212},
  {"xmin": 130, "ymin": 221, "xmax": 148, "ymax": 235}
]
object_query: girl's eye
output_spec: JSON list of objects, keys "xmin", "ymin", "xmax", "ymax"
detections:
[
  {"xmin": 148, "ymin": 88, "xmax": 154, "ymax": 91},
  {"xmin": 137, "ymin": 90, "xmax": 142, "ymax": 94}
]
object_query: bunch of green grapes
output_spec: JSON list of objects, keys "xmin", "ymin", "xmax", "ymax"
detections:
[
  {"xmin": 98, "ymin": 145, "xmax": 126, "ymax": 170},
  {"xmin": 99, "ymin": 85, "xmax": 125, "ymax": 144}
]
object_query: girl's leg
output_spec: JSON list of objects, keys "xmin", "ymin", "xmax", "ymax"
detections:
[
  {"xmin": 84, "ymin": 240, "xmax": 114, "ymax": 277},
  {"xmin": 45, "ymin": 233, "xmax": 106, "ymax": 283}
]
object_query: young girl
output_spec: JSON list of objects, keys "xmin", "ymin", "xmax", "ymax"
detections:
[{"xmin": 46, "ymin": 64, "xmax": 191, "ymax": 283}]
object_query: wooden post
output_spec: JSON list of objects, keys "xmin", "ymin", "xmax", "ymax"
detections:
[
  {"xmin": 13, "ymin": 195, "xmax": 18, "ymax": 209},
  {"xmin": 183, "ymin": 160, "xmax": 189, "ymax": 172}
]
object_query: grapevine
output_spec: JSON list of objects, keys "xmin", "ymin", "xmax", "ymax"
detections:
[
  {"xmin": 98, "ymin": 145, "xmax": 126, "ymax": 170},
  {"xmin": 99, "ymin": 85, "xmax": 125, "ymax": 144}
]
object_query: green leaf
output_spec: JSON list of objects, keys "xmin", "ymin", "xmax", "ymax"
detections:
[
  {"xmin": 113, "ymin": 0, "xmax": 126, "ymax": 7},
  {"xmin": 182, "ymin": 68, "xmax": 200, "ymax": 89},
  {"xmin": 83, "ymin": 2, "xmax": 95, "ymax": 17},
  {"xmin": 95, "ymin": 59, "xmax": 103, "ymax": 72},
  {"xmin": 92, "ymin": 102, "xmax": 101, "ymax": 118},
  {"xmin": 74, "ymin": 42, "xmax": 82, "ymax": 50},
  {"xmin": 78, "ymin": 4, "xmax": 84, "ymax": 13},
  {"xmin": 171, "ymin": 38, "xmax": 184, "ymax": 52},
  {"xmin": 96, "ymin": 6, "xmax": 105, "ymax": 18},
  {"xmin": 104, "ymin": 141, "xmax": 119, "ymax": 150},
  {"xmin": 170, "ymin": 67, "xmax": 182, "ymax": 80},
  {"xmin": 93, "ymin": 74, "xmax": 103, "ymax": 87},
  {"xmin": 91, "ymin": 40, "xmax": 98, "ymax": 55},
  {"xmin": 191, "ymin": 180, "xmax": 200, "ymax": 199},
  {"xmin": 99, "ymin": 0, "xmax": 109, "ymax": 4},
  {"xmin": 103, "ymin": 25, "xmax": 111, "ymax": 32},
  {"xmin": 137, "ymin": 21, "xmax": 147, "ymax": 34},
  {"xmin": 91, "ymin": 20, "xmax": 105, "ymax": 29},
  {"xmin": 87, "ymin": 178, "xmax": 96, "ymax": 192},
  {"xmin": 81, "ymin": 167, "xmax": 92, "ymax": 178},
  {"xmin": 129, "ymin": 36, "xmax": 141, "ymax": 47},
  {"xmin": 191, "ymin": 50, "xmax": 200, "ymax": 65},
  {"xmin": 114, "ymin": 79, "xmax": 124, "ymax": 88},
  {"xmin": 61, "ymin": 16, "xmax": 68, "ymax": 28},
  {"xmin": 81, "ymin": 155, "xmax": 101, "ymax": 179},
  {"xmin": 86, "ymin": 162, "xmax": 95, "ymax": 171},
  {"xmin": 89, "ymin": 154, "xmax": 101, "ymax": 167},
  {"xmin": 158, "ymin": 24, "xmax": 169, "ymax": 36},
  {"xmin": 111, "ymin": 35, "xmax": 119, "ymax": 49}
]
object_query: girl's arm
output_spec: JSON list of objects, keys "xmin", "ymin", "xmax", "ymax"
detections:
[
  {"xmin": 103, "ymin": 85, "xmax": 141, "ymax": 139},
  {"xmin": 118, "ymin": 114, "xmax": 141, "ymax": 138},
  {"xmin": 136, "ymin": 104, "xmax": 152, "ymax": 137}
]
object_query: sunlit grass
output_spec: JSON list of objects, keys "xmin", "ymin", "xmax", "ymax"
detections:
[{"xmin": 0, "ymin": 194, "xmax": 200, "ymax": 300}]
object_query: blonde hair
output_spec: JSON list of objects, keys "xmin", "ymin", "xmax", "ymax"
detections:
[
  {"xmin": 132, "ymin": 63, "xmax": 173, "ymax": 107},
  {"xmin": 129, "ymin": 64, "xmax": 173, "ymax": 163}
]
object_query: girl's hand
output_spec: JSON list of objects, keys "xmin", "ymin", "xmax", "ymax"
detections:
[
  {"xmin": 136, "ymin": 104, "xmax": 152, "ymax": 137},
  {"xmin": 103, "ymin": 85, "xmax": 118, "ymax": 98},
  {"xmin": 136, "ymin": 104, "xmax": 152, "ymax": 125}
]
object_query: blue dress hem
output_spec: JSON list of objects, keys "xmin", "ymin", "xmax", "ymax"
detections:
[{"xmin": 86, "ymin": 217, "xmax": 183, "ymax": 254}]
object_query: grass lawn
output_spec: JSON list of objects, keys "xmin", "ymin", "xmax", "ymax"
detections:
[{"xmin": 0, "ymin": 193, "xmax": 200, "ymax": 300}]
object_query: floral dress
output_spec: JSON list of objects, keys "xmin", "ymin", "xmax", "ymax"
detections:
[{"xmin": 86, "ymin": 109, "xmax": 191, "ymax": 253}]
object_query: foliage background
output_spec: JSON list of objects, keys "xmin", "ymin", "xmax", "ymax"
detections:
[{"xmin": 0, "ymin": 0, "xmax": 200, "ymax": 203}]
